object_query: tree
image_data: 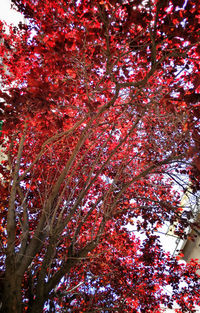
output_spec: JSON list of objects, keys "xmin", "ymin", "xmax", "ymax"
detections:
[{"xmin": 0, "ymin": 0, "xmax": 200, "ymax": 312}]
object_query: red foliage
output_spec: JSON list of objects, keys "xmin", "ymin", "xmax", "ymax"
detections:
[{"xmin": 0, "ymin": 0, "xmax": 200, "ymax": 312}]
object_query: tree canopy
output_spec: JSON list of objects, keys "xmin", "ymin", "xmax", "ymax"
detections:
[{"xmin": 0, "ymin": 0, "xmax": 200, "ymax": 312}]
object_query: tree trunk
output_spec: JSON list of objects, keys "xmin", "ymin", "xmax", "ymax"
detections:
[
  {"xmin": 1, "ymin": 274, "xmax": 22, "ymax": 313},
  {"xmin": 27, "ymin": 298, "xmax": 45, "ymax": 313}
]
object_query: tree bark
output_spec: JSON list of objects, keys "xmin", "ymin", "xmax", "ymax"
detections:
[
  {"xmin": 1, "ymin": 274, "xmax": 22, "ymax": 313},
  {"xmin": 27, "ymin": 299, "xmax": 45, "ymax": 313}
]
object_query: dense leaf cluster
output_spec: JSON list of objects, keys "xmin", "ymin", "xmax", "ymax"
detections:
[{"xmin": 0, "ymin": 0, "xmax": 200, "ymax": 312}]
